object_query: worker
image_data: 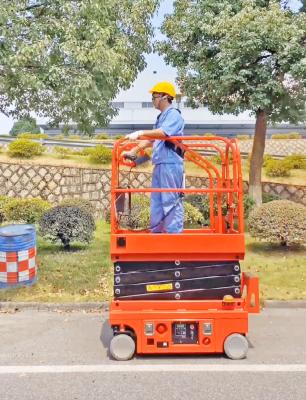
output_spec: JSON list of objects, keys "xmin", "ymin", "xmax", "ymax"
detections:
[{"xmin": 124, "ymin": 81, "xmax": 185, "ymax": 233}]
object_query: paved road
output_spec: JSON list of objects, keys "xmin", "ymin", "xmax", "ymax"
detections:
[{"xmin": 0, "ymin": 307, "xmax": 305, "ymax": 400}]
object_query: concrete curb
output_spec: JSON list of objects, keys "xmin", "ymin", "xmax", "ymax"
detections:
[
  {"xmin": 0, "ymin": 302, "xmax": 109, "ymax": 312},
  {"xmin": 1, "ymin": 300, "xmax": 306, "ymax": 312},
  {"xmin": 264, "ymin": 300, "xmax": 306, "ymax": 309}
]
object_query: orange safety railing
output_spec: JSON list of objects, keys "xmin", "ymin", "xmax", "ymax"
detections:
[{"xmin": 110, "ymin": 136, "xmax": 245, "ymax": 262}]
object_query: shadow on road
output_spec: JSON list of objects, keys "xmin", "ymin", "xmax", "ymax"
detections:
[{"xmin": 100, "ymin": 319, "xmax": 113, "ymax": 358}]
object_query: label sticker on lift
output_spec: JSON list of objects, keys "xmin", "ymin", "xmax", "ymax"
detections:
[{"xmin": 146, "ymin": 283, "xmax": 173, "ymax": 292}]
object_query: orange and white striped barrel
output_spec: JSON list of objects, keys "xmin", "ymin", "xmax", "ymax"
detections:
[{"xmin": 0, "ymin": 225, "xmax": 37, "ymax": 288}]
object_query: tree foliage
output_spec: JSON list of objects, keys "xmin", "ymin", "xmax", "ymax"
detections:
[
  {"xmin": 158, "ymin": 0, "xmax": 306, "ymax": 205},
  {"xmin": 9, "ymin": 116, "xmax": 40, "ymax": 136},
  {"xmin": 158, "ymin": 0, "xmax": 306, "ymax": 123},
  {"xmin": 0, "ymin": 0, "xmax": 159, "ymax": 133},
  {"xmin": 300, "ymin": 0, "xmax": 306, "ymax": 13}
]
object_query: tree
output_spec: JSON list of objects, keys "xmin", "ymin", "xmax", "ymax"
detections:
[
  {"xmin": 0, "ymin": 0, "xmax": 159, "ymax": 134},
  {"xmin": 9, "ymin": 116, "xmax": 40, "ymax": 136},
  {"xmin": 158, "ymin": 0, "xmax": 306, "ymax": 205}
]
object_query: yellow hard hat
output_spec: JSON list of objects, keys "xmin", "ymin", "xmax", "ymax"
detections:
[{"xmin": 149, "ymin": 82, "xmax": 176, "ymax": 98}]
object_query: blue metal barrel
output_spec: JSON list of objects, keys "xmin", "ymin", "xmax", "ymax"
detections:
[{"xmin": 0, "ymin": 224, "xmax": 37, "ymax": 288}]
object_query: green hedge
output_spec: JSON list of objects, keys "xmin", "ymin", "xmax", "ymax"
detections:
[
  {"xmin": 3, "ymin": 198, "xmax": 51, "ymax": 223},
  {"xmin": 271, "ymin": 132, "xmax": 302, "ymax": 139},
  {"xmin": 236, "ymin": 135, "xmax": 250, "ymax": 140},
  {"xmin": 95, "ymin": 134, "xmax": 109, "ymax": 140},
  {"xmin": 67, "ymin": 135, "xmax": 82, "ymax": 140},
  {"xmin": 283, "ymin": 154, "xmax": 306, "ymax": 170},
  {"xmin": 17, "ymin": 132, "xmax": 48, "ymax": 139},
  {"xmin": 8, "ymin": 139, "xmax": 44, "ymax": 158},
  {"xmin": 106, "ymin": 194, "xmax": 205, "ymax": 229},
  {"xmin": 0, "ymin": 195, "xmax": 11, "ymax": 223},
  {"xmin": 89, "ymin": 145, "xmax": 112, "ymax": 164},
  {"xmin": 265, "ymin": 159, "xmax": 291, "ymax": 177},
  {"xmin": 53, "ymin": 146, "xmax": 73, "ymax": 158}
]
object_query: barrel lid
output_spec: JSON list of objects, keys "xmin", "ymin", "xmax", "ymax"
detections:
[{"xmin": 0, "ymin": 224, "xmax": 35, "ymax": 237}]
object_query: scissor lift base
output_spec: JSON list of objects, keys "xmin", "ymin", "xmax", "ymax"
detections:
[{"xmin": 109, "ymin": 273, "xmax": 259, "ymax": 360}]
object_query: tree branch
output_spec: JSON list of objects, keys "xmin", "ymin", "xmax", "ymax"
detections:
[
  {"xmin": 0, "ymin": 107, "xmax": 9, "ymax": 117},
  {"xmin": 19, "ymin": 2, "xmax": 49, "ymax": 12},
  {"xmin": 251, "ymin": 50, "xmax": 276, "ymax": 66}
]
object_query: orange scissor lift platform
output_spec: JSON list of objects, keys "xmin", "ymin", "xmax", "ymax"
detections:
[{"xmin": 109, "ymin": 136, "xmax": 259, "ymax": 360}]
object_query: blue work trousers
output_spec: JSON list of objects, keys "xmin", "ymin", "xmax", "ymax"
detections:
[{"xmin": 150, "ymin": 163, "xmax": 184, "ymax": 233}]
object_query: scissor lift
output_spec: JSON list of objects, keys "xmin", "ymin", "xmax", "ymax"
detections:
[{"xmin": 108, "ymin": 136, "xmax": 259, "ymax": 360}]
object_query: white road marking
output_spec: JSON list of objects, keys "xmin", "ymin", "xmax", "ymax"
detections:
[{"xmin": 0, "ymin": 364, "xmax": 306, "ymax": 374}]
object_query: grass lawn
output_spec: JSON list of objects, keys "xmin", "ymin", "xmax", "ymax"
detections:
[
  {"xmin": 242, "ymin": 237, "xmax": 306, "ymax": 301},
  {"xmin": 0, "ymin": 221, "xmax": 305, "ymax": 302},
  {"xmin": 0, "ymin": 221, "xmax": 112, "ymax": 302}
]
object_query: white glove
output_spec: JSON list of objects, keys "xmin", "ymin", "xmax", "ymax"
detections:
[{"xmin": 125, "ymin": 130, "xmax": 144, "ymax": 140}]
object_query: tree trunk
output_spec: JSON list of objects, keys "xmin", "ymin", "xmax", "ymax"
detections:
[{"xmin": 248, "ymin": 109, "xmax": 267, "ymax": 206}]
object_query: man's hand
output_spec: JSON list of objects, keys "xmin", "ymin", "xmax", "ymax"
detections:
[
  {"xmin": 125, "ymin": 130, "xmax": 144, "ymax": 140},
  {"xmin": 122, "ymin": 150, "xmax": 138, "ymax": 161}
]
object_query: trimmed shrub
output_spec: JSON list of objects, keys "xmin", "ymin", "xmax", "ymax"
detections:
[
  {"xmin": 17, "ymin": 132, "xmax": 48, "ymax": 139},
  {"xmin": 53, "ymin": 146, "xmax": 73, "ymax": 158},
  {"xmin": 76, "ymin": 147, "xmax": 94, "ymax": 156},
  {"xmin": 39, "ymin": 206, "xmax": 96, "ymax": 250},
  {"xmin": 209, "ymin": 153, "xmax": 232, "ymax": 165},
  {"xmin": 184, "ymin": 202, "xmax": 204, "ymax": 227},
  {"xmin": 8, "ymin": 139, "xmax": 44, "ymax": 158},
  {"xmin": 0, "ymin": 195, "xmax": 11, "ymax": 223},
  {"xmin": 114, "ymin": 195, "xmax": 205, "ymax": 229},
  {"xmin": 60, "ymin": 198, "xmax": 96, "ymax": 217},
  {"xmin": 184, "ymin": 194, "xmax": 210, "ymax": 223},
  {"xmin": 283, "ymin": 154, "xmax": 306, "ymax": 170},
  {"xmin": 53, "ymin": 134, "xmax": 65, "ymax": 140},
  {"xmin": 114, "ymin": 135, "xmax": 124, "ymax": 140},
  {"xmin": 89, "ymin": 145, "xmax": 112, "ymax": 164},
  {"xmin": 3, "ymin": 198, "xmax": 51, "ymax": 223},
  {"xmin": 95, "ymin": 134, "xmax": 108, "ymax": 140},
  {"xmin": 183, "ymin": 194, "xmax": 229, "ymax": 225},
  {"xmin": 185, "ymin": 193, "xmax": 254, "ymax": 221},
  {"xmin": 262, "ymin": 154, "xmax": 274, "ymax": 167},
  {"xmin": 122, "ymin": 195, "xmax": 150, "ymax": 229},
  {"xmin": 209, "ymin": 154, "xmax": 222, "ymax": 165},
  {"xmin": 271, "ymin": 132, "xmax": 301, "ymax": 139},
  {"xmin": 248, "ymin": 200, "xmax": 306, "ymax": 246},
  {"xmin": 236, "ymin": 135, "xmax": 250, "ymax": 140},
  {"xmin": 68, "ymin": 135, "xmax": 81, "ymax": 140},
  {"xmin": 265, "ymin": 159, "xmax": 291, "ymax": 177}
]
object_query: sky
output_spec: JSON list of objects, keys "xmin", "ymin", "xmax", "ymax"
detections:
[{"xmin": 0, "ymin": 0, "xmax": 303, "ymax": 133}]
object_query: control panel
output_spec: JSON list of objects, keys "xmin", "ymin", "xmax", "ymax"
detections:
[{"xmin": 172, "ymin": 322, "xmax": 199, "ymax": 344}]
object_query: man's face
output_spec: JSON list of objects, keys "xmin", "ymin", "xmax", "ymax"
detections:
[{"xmin": 151, "ymin": 92, "xmax": 163, "ymax": 109}]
